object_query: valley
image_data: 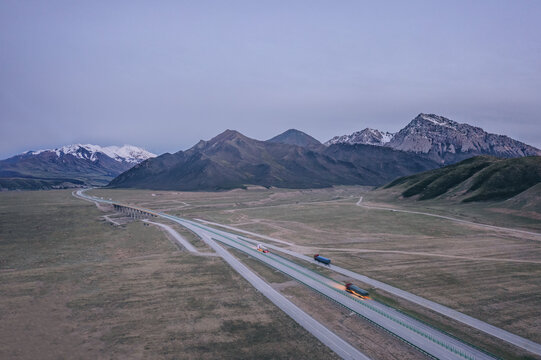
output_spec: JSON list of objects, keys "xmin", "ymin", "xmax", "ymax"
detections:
[
  {"xmin": 3, "ymin": 3, "xmax": 540, "ymax": 359},
  {"xmin": 85, "ymin": 185, "xmax": 541, "ymax": 359}
]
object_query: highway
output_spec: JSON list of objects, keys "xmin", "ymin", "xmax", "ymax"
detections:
[
  {"xmin": 198, "ymin": 217, "xmax": 541, "ymax": 357},
  {"xmin": 75, "ymin": 190, "xmax": 369, "ymax": 360},
  {"xmin": 74, "ymin": 189, "xmax": 535, "ymax": 359},
  {"xmin": 178, "ymin": 225, "xmax": 371, "ymax": 360},
  {"xmin": 169, "ymin": 216, "xmax": 495, "ymax": 360},
  {"xmin": 75, "ymin": 190, "xmax": 498, "ymax": 359}
]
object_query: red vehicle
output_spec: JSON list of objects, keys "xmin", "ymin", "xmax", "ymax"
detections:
[{"xmin": 256, "ymin": 244, "xmax": 269, "ymax": 253}]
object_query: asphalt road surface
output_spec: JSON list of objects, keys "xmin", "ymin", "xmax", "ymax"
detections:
[
  {"xmin": 75, "ymin": 189, "xmax": 540, "ymax": 359},
  {"xmin": 198, "ymin": 217, "xmax": 541, "ymax": 357},
  {"xmin": 75, "ymin": 190, "xmax": 369, "ymax": 360},
  {"xmin": 171, "ymin": 216, "xmax": 496, "ymax": 360},
  {"xmin": 183, "ymin": 226, "xmax": 370, "ymax": 360}
]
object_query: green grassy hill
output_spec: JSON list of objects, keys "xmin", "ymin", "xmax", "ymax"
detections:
[{"xmin": 384, "ymin": 156, "xmax": 541, "ymax": 203}]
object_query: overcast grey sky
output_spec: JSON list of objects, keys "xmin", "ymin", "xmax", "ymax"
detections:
[{"xmin": 1, "ymin": 0, "xmax": 540, "ymax": 158}]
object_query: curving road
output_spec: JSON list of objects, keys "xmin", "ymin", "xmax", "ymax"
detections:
[
  {"xmin": 76, "ymin": 189, "xmax": 540, "ymax": 359},
  {"xmin": 75, "ymin": 190, "xmax": 369, "ymax": 360},
  {"xmin": 356, "ymin": 197, "xmax": 541, "ymax": 238},
  {"xmin": 143, "ymin": 220, "xmax": 217, "ymax": 256}
]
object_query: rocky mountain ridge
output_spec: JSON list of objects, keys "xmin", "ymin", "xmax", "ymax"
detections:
[
  {"xmin": 108, "ymin": 129, "xmax": 442, "ymax": 190},
  {"xmin": 108, "ymin": 130, "xmax": 368, "ymax": 190},
  {"xmin": 327, "ymin": 113, "xmax": 541, "ymax": 164},
  {"xmin": 326, "ymin": 128, "xmax": 394, "ymax": 146}
]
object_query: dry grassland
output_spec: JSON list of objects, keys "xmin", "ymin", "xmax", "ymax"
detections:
[
  {"xmin": 89, "ymin": 186, "xmax": 541, "ymax": 358},
  {"xmin": 0, "ymin": 190, "xmax": 339, "ymax": 359}
]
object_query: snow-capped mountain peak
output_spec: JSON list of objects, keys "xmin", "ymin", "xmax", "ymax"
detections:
[
  {"xmin": 96, "ymin": 145, "xmax": 156, "ymax": 164},
  {"xmin": 414, "ymin": 113, "xmax": 458, "ymax": 130},
  {"xmin": 30, "ymin": 144, "xmax": 156, "ymax": 164},
  {"xmin": 325, "ymin": 128, "xmax": 395, "ymax": 146},
  {"xmin": 325, "ymin": 113, "xmax": 541, "ymax": 164}
]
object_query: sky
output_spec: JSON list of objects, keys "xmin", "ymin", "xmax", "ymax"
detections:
[{"xmin": 1, "ymin": 0, "xmax": 540, "ymax": 159}]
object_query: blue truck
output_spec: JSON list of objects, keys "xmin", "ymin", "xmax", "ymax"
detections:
[{"xmin": 314, "ymin": 254, "xmax": 331, "ymax": 265}]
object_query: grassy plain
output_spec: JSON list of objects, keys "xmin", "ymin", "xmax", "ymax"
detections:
[
  {"xmin": 88, "ymin": 186, "xmax": 541, "ymax": 358},
  {"xmin": 0, "ymin": 190, "xmax": 339, "ymax": 359}
]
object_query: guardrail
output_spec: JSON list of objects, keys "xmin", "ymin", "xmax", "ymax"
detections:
[
  {"xmin": 76, "ymin": 189, "xmax": 488, "ymax": 360},
  {"xmin": 235, "ymin": 232, "xmax": 500, "ymax": 359},
  {"xmin": 200, "ymin": 229, "xmax": 481, "ymax": 360}
]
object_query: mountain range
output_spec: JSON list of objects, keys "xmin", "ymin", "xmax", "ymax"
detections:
[
  {"xmin": 0, "ymin": 144, "xmax": 155, "ymax": 190},
  {"xmin": 109, "ymin": 130, "xmax": 368, "ymax": 190},
  {"xmin": 109, "ymin": 127, "xmax": 439, "ymax": 191},
  {"xmin": 326, "ymin": 113, "xmax": 541, "ymax": 164},
  {"xmin": 108, "ymin": 128, "xmax": 446, "ymax": 190},
  {"xmin": 109, "ymin": 113, "xmax": 539, "ymax": 191},
  {"xmin": 2, "ymin": 113, "xmax": 539, "ymax": 192}
]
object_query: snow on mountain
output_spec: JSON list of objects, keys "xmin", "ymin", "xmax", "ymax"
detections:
[
  {"xmin": 325, "ymin": 128, "xmax": 395, "ymax": 146},
  {"xmin": 30, "ymin": 144, "xmax": 156, "ymax": 164},
  {"xmin": 326, "ymin": 113, "xmax": 541, "ymax": 165},
  {"xmin": 96, "ymin": 145, "xmax": 156, "ymax": 164},
  {"xmin": 387, "ymin": 113, "xmax": 541, "ymax": 163},
  {"xmin": 380, "ymin": 131, "xmax": 394, "ymax": 143},
  {"xmin": 415, "ymin": 113, "xmax": 458, "ymax": 129},
  {"xmin": 1, "ymin": 144, "xmax": 156, "ymax": 189}
]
